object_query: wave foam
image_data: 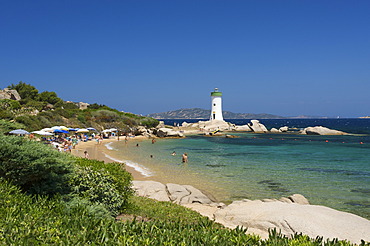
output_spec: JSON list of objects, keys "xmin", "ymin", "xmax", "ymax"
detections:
[
  {"xmin": 105, "ymin": 142, "xmax": 114, "ymax": 150},
  {"xmin": 103, "ymin": 153, "xmax": 153, "ymax": 177}
]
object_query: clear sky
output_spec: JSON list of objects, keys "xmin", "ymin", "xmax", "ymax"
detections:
[{"xmin": 1, "ymin": 1, "xmax": 369, "ymax": 118}]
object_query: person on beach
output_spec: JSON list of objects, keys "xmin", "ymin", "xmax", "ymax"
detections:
[
  {"xmin": 136, "ymin": 143, "xmax": 139, "ymax": 147},
  {"xmin": 84, "ymin": 150, "xmax": 89, "ymax": 158},
  {"xmin": 182, "ymin": 153, "xmax": 188, "ymax": 163},
  {"xmin": 171, "ymin": 151, "xmax": 176, "ymax": 156},
  {"xmin": 152, "ymin": 138, "xmax": 156, "ymax": 144}
]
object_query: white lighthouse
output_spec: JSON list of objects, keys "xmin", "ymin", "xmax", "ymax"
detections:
[{"xmin": 210, "ymin": 88, "xmax": 224, "ymax": 121}]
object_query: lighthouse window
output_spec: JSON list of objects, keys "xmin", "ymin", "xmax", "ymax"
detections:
[{"xmin": 213, "ymin": 103, "xmax": 216, "ymax": 106}]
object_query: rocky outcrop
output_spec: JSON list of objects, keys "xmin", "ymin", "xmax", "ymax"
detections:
[
  {"xmin": 270, "ymin": 128, "xmax": 280, "ymax": 133},
  {"xmin": 0, "ymin": 88, "xmax": 21, "ymax": 100},
  {"xmin": 301, "ymin": 126, "xmax": 347, "ymax": 135},
  {"xmin": 132, "ymin": 181, "xmax": 213, "ymax": 205},
  {"xmin": 133, "ymin": 180, "xmax": 370, "ymax": 244},
  {"xmin": 234, "ymin": 125, "xmax": 252, "ymax": 131},
  {"xmin": 279, "ymin": 126, "xmax": 289, "ymax": 132},
  {"xmin": 198, "ymin": 120, "xmax": 234, "ymax": 131},
  {"xmin": 156, "ymin": 121, "xmax": 165, "ymax": 128},
  {"xmin": 248, "ymin": 120, "xmax": 268, "ymax": 133},
  {"xmin": 213, "ymin": 200, "xmax": 370, "ymax": 244},
  {"xmin": 135, "ymin": 126, "xmax": 153, "ymax": 137},
  {"xmin": 156, "ymin": 128, "xmax": 184, "ymax": 137}
]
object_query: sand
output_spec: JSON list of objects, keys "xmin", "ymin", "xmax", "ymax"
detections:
[{"xmin": 71, "ymin": 136, "xmax": 148, "ymax": 180}]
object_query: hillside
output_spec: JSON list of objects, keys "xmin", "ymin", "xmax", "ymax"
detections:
[
  {"xmin": 147, "ymin": 108, "xmax": 285, "ymax": 119},
  {"xmin": 0, "ymin": 82, "xmax": 159, "ymax": 132}
]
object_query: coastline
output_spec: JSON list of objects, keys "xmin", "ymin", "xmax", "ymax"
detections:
[
  {"xmin": 70, "ymin": 134, "xmax": 370, "ymax": 243},
  {"xmin": 71, "ymin": 136, "xmax": 148, "ymax": 180}
]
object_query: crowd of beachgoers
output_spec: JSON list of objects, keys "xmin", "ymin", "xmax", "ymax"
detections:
[{"xmin": 8, "ymin": 126, "xmax": 123, "ymax": 153}]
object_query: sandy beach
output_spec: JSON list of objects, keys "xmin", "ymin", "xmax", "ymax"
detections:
[{"xmin": 71, "ymin": 136, "xmax": 148, "ymax": 180}]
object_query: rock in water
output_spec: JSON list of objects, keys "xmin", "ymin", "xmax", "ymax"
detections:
[
  {"xmin": 301, "ymin": 126, "xmax": 347, "ymax": 135},
  {"xmin": 248, "ymin": 120, "xmax": 268, "ymax": 133},
  {"xmin": 234, "ymin": 125, "xmax": 252, "ymax": 131},
  {"xmin": 156, "ymin": 128, "xmax": 184, "ymax": 137}
]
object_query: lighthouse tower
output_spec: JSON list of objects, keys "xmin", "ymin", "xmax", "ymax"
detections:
[{"xmin": 210, "ymin": 88, "xmax": 224, "ymax": 121}]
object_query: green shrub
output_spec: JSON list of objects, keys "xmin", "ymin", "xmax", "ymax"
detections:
[
  {"xmin": 140, "ymin": 117, "xmax": 159, "ymax": 128},
  {"xmin": 69, "ymin": 166, "xmax": 126, "ymax": 216},
  {"xmin": 0, "ymin": 119, "xmax": 25, "ymax": 134},
  {"xmin": 0, "ymin": 135, "xmax": 74, "ymax": 196},
  {"xmin": 14, "ymin": 115, "xmax": 42, "ymax": 131},
  {"xmin": 0, "ymin": 99, "xmax": 21, "ymax": 110},
  {"xmin": 73, "ymin": 157, "xmax": 133, "ymax": 211},
  {"xmin": 0, "ymin": 179, "xmax": 363, "ymax": 245},
  {"xmin": 92, "ymin": 109, "xmax": 119, "ymax": 122}
]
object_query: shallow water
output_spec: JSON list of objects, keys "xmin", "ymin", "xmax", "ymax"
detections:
[{"xmin": 105, "ymin": 119, "xmax": 370, "ymax": 219}]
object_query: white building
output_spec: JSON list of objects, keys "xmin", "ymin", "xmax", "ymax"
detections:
[{"xmin": 210, "ymin": 88, "xmax": 224, "ymax": 121}]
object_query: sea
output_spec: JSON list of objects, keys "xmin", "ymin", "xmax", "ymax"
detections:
[{"xmin": 104, "ymin": 118, "xmax": 370, "ymax": 219}]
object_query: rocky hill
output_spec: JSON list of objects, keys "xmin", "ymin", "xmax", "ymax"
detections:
[{"xmin": 147, "ymin": 108, "xmax": 284, "ymax": 119}]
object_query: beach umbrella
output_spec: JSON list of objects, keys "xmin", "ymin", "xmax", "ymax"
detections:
[
  {"xmin": 102, "ymin": 129, "xmax": 111, "ymax": 133},
  {"xmin": 9, "ymin": 129, "xmax": 30, "ymax": 135},
  {"xmin": 41, "ymin": 128, "xmax": 54, "ymax": 132},
  {"xmin": 53, "ymin": 129, "xmax": 69, "ymax": 134},
  {"xmin": 32, "ymin": 130, "xmax": 54, "ymax": 136},
  {"xmin": 87, "ymin": 127, "xmax": 96, "ymax": 131},
  {"xmin": 109, "ymin": 128, "xmax": 118, "ymax": 131},
  {"xmin": 68, "ymin": 128, "xmax": 78, "ymax": 131},
  {"xmin": 76, "ymin": 129, "xmax": 89, "ymax": 133}
]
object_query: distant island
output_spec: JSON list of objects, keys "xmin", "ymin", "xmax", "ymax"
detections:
[{"xmin": 147, "ymin": 108, "xmax": 285, "ymax": 119}]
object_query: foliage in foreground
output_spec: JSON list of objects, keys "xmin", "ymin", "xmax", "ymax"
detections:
[
  {"xmin": 1, "ymin": 179, "xmax": 365, "ymax": 245},
  {"xmin": 0, "ymin": 135, "xmax": 74, "ymax": 196},
  {"xmin": 0, "ymin": 135, "xmax": 134, "ymax": 216},
  {"xmin": 70, "ymin": 158, "xmax": 134, "ymax": 216},
  {"xmin": 0, "ymin": 119, "xmax": 25, "ymax": 134}
]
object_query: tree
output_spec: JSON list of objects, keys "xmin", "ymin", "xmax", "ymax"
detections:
[
  {"xmin": 38, "ymin": 91, "xmax": 62, "ymax": 105},
  {"xmin": 9, "ymin": 81, "xmax": 39, "ymax": 100}
]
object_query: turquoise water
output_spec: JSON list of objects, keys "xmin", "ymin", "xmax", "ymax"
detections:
[{"xmin": 105, "ymin": 119, "xmax": 370, "ymax": 219}]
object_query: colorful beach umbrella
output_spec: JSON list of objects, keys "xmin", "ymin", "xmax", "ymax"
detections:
[
  {"xmin": 41, "ymin": 128, "xmax": 54, "ymax": 132},
  {"xmin": 32, "ymin": 130, "xmax": 54, "ymax": 136},
  {"xmin": 87, "ymin": 127, "xmax": 96, "ymax": 131},
  {"xmin": 9, "ymin": 129, "xmax": 30, "ymax": 135},
  {"xmin": 53, "ymin": 129, "xmax": 69, "ymax": 134},
  {"xmin": 76, "ymin": 129, "xmax": 89, "ymax": 133}
]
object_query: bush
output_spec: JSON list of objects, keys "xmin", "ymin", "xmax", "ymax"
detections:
[
  {"xmin": 0, "ymin": 99, "xmax": 21, "ymax": 110},
  {"xmin": 14, "ymin": 115, "xmax": 42, "ymax": 131},
  {"xmin": 92, "ymin": 109, "xmax": 119, "ymax": 122},
  {"xmin": 0, "ymin": 135, "xmax": 74, "ymax": 196},
  {"xmin": 140, "ymin": 118, "xmax": 159, "ymax": 128},
  {"xmin": 0, "ymin": 179, "xmax": 363, "ymax": 245},
  {"xmin": 69, "ymin": 166, "xmax": 127, "ymax": 216},
  {"xmin": 0, "ymin": 119, "xmax": 25, "ymax": 134},
  {"xmin": 73, "ymin": 158, "xmax": 133, "ymax": 211}
]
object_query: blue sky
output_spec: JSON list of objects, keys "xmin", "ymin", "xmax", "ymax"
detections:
[{"xmin": 1, "ymin": 1, "xmax": 369, "ymax": 117}]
